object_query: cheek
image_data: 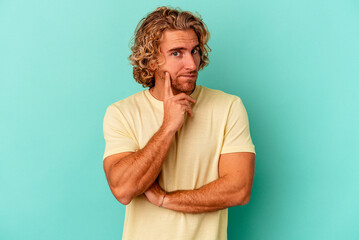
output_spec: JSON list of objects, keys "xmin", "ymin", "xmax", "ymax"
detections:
[
  {"xmin": 165, "ymin": 63, "xmax": 182, "ymax": 75},
  {"xmin": 196, "ymin": 55, "xmax": 201, "ymax": 66},
  {"xmin": 157, "ymin": 65, "xmax": 178, "ymax": 80}
]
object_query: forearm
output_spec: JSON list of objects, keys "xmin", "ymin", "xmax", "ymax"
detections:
[
  {"xmin": 109, "ymin": 125, "xmax": 175, "ymax": 202},
  {"xmin": 162, "ymin": 175, "xmax": 251, "ymax": 213}
]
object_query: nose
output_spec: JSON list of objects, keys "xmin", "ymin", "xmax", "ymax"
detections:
[{"xmin": 184, "ymin": 54, "xmax": 197, "ymax": 71}]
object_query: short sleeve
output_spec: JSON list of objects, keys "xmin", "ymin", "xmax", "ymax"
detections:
[
  {"xmin": 221, "ymin": 98, "xmax": 256, "ymax": 154},
  {"xmin": 102, "ymin": 104, "xmax": 138, "ymax": 160}
]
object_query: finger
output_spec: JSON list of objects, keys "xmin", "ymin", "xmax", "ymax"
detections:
[
  {"xmin": 164, "ymin": 72, "xmax": 173, "ymax": 99},
  {"xmin": 177, "ymin": 99, "xmax": 193, "ymax": 106},
  {"xmin": 180, "ymin": 104, "xmax": 193, "ymax": 117},
  {"xmin": 143, "ymin": 194, "xmax": 149, "ymax": 200},
  {"xmin": 177, "ymin": 99, "xmax": 191, "ymax": 107},
  {"xmin": 186, "ymin": 105, "xmax": 193, "ymax": 117},
  {"xmin": 173, "ymin": 93, "xmax": 196, "ymax": 104}
]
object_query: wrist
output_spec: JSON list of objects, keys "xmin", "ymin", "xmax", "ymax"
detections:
[{"xmin": 159, "ymin": 191, "xmax": 166, "ymax": 207}]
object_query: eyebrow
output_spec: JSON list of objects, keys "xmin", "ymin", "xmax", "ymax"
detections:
[{"xmin": 167, "ymin": 45, "xmax": 200, "ymax": 53}]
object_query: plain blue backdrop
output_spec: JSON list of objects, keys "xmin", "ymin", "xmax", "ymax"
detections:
[{"xmin": 1, "ymin": 0, "xmax": 358, "ymax": 239}]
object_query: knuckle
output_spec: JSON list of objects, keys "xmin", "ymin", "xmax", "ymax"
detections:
[{"xmin": 185, "ymin": 96, "xmax": 193, "ymax": 101}]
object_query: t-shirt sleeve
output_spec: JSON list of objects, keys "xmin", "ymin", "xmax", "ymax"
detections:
[
  {"xmin": 221, "ymin": 98, "xmax": 256, "ymax": 154},
  {"xmin": 102, "ymin": 104, "xmax": 138, "ymax": 160}
]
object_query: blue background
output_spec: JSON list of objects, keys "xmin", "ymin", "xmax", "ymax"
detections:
[{"xmin": 1, "ymin": 0, "xmax": 358, "ymax": 239}]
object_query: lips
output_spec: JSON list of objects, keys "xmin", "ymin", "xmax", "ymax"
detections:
[{"xmin": 180, "ymin": 74, "xmax": 198, "ymax": 78}]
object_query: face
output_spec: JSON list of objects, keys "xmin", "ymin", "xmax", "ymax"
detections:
[{"xmin": 154, "ymin": 29, "xmax": 201, "ymax": 94}]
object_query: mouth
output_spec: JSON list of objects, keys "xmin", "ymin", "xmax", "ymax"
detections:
[{"xmin": 180, "ymin": 74, "xmax": 198, "ymax": 79}]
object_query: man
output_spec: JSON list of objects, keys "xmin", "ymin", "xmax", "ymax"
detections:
[{"xmin": 103, "ymin": 6, "xmax": 255, "ymax": 240}]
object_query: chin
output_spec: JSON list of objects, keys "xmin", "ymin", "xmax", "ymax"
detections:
[{"xmin": 174, "ymin": 82, "xmax": 196, "ymax": 94}]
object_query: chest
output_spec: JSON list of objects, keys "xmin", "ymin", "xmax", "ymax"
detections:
[{"xmin": 131, "ymin": 106, "xmax": 228, "ymax": 190}]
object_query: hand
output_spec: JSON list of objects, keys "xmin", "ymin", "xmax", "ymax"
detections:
[
  {"xmin": 144, "ymin": 181, "xmax": 166, "ymax": 207},
  {"xmin": 162, "ymin": 72, "xmax": 196, "ymax": 132}
]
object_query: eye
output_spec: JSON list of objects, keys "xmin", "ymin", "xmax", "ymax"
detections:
[
  {"xmin": 191, "ymin": 48, "xmax": 199, "ymax": 54},
  {"xmin": 172, "ymin": 51, "xmax": 180, "ymax": 57}
]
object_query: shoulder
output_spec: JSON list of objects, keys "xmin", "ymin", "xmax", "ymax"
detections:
[{"xmin": 106, "ymin": 90, "xmax": 147, "ymax": 113}]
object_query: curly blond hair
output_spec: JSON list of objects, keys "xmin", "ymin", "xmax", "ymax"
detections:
[{"xmin": 129, "ymin": 6, "xmax": 211, "ymax": 88}]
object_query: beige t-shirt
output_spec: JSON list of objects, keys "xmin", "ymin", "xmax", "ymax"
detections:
[{"xmin": 103, "ymin": 85, "xmax": 255, "ymax": 240}]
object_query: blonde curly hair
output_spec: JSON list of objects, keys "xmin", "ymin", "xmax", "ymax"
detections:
[{"xmin": 129, "ymin": 6, "xmax": 211, "ymax": 88}]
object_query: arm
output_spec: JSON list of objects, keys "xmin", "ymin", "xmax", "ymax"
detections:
[
  {"xmin": 103, "ymin": 125, "xmax": 175, "ymax": 205},
  {"xmin": 103, "ymin": 72, "xmax": 195, "ymax": 205},
  {"xmin": 144, "ymin": 152, "xmax": 255, "ymax": 213}
]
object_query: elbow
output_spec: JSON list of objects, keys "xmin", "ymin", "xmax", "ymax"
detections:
[
  {"xmin": 236, "ymin": 181, "xmax": 253, "ymax": 206},
  {"xmin": 116, "ymin": 195, "xmax": 132, "ymax": 205},
  {"xmin": 111, "ymin": 183, "xmax": 138, "ymax": 206},
  {"xmin": 107, "ymin": 175, "xmax": 136, "ymax": 205},
  {"xmin": 234, "ymin": 188, "xmax": 252, "ymax": 206},
  {"xmin": 239, "ymin": 195, "xmax": 251, "ymax": 205},
  {"xmin": 113, "ymin": 187, "xmax": 134, "ymax": 205},
  {"xmin": 104, "ymin": 156, "xmax": 140, "ymax": 206}
]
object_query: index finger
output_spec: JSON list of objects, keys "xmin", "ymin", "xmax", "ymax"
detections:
[{"xmin": 164, "ymin": 72, "xmax": 173, "ymax": 99}]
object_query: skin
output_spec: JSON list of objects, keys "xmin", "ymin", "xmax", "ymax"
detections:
[
  {"xmin": 150, "ymin": 29, "xmax": 201, "ymax": 99},
  {"xmin": 103, "ymin": 29, "xmax": 255, "ymax": 212}
]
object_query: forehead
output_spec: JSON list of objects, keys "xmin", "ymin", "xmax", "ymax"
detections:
[{"xmin": 160, "ymin": 29, "xmax": 199, "ymax": 51}]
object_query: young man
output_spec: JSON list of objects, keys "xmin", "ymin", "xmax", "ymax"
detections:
[{"xmin": 103, "ymin": 6, "xmax": 255, "ymax": 240}]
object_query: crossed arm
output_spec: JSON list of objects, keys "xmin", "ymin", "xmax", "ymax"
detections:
[
  {"xmin": 104, "ymin": 126, "xmax": 255, "ymax": 213},
  {"xmin": 144, "ymin": 152, "xmax": 255, "ymax": 213},
  {"xmin": 104, "ymin": 142, "xmax": 255, "ymax": 213}
]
